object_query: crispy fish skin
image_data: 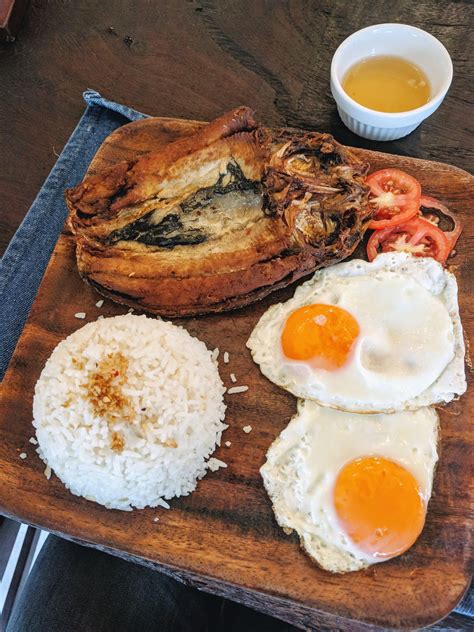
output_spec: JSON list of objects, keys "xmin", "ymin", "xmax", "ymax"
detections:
[{"xmin": 65, "ymin": 107, "xmax": 371, "ymax": 316}]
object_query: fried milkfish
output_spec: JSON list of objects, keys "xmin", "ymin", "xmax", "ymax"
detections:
[{"xmin": 65, "ymin": 107, "xmax": 371, "ymax": 316}]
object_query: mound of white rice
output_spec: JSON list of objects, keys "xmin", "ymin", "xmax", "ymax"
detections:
[{"xmin": 33, "ymin": 314, "xmax": 227, "ymax": 510}]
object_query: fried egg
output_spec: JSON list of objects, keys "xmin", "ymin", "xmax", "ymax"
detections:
[
  {"xmin": 261, "ymin": 400, "xmax": 439, "ymax": 573},
  {"xmin": 247, "ymin": 252, "xmax": 466, "ymax": 413}
]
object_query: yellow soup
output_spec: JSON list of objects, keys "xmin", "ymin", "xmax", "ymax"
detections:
[{"xmin": 342, "ymin": 56, "xmax": 431, "ymax": 113}]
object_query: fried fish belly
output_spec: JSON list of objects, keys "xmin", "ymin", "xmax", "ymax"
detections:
[{"xmin": 65, "ymin": 107, "xmax": 371, "ymax": 316}]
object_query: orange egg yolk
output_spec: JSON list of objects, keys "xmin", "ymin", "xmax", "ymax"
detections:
[
  {"xmin": 333, "ymin": 456, "xmax": 426, "ymax": 559},
  {"xmin": 281, "ymin": 304, "xmax": 360, "ymax": 370}
]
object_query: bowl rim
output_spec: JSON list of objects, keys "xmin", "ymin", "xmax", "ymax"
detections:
[{"xmin": 330, "ymin": 23, "xmax": 453, "ymax": 121}]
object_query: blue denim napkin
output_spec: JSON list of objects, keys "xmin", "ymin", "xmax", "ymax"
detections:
[
  {"xmin": 0, "ymin": 90, "xmax": 147, "ymax": 379},
  {"xmin": 0, "ymin": 91, "xmax": 471, "ymax": 620}
]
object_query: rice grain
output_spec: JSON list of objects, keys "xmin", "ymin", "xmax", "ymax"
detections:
[{"xmin": 227, "ymin": 386, "xmax": 249, "ymax": 394}]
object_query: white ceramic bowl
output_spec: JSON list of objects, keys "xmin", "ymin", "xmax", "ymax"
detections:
[{"xmin": 330, "ymin": 24, "xmax": 453, "ymax": 141}]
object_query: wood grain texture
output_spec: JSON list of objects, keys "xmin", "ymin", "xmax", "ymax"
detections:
[
  {"xmin": 0, "ymin": 0, "xmax": 473, "ymax": 255},
  {"xmin": 0, "ymin": 116, "xmax": 472, "ymax": 631}
]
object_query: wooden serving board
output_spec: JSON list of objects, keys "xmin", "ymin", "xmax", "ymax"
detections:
[{"xmin": 1, "ymin": 117, "xmax": 473, "ymax": 631}]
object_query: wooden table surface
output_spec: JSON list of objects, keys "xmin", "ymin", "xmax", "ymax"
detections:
[{"xmin": 0, "ymin": 1, "xmax": 472, "ymax": 629}]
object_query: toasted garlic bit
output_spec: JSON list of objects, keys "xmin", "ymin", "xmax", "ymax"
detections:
[
  {"xmin": 163, "ymin": 439, "xmax": 178, "ymax": 448},
  {"xmin": 84, "ymin": 352, "xmax": 135, "ymax": 452},
  {"xmin": 111, "ymin": 431, "xmax": 125, "ymax": 453},
  {"xmin": 86, "ymin": 352, "xmax": 130, "ymax": 421}
]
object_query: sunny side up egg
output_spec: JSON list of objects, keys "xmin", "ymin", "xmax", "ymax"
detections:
[
  {"xmin": 261, "ymin": 400, "xmax": 439, "ymax": 573},
  {"xmin": 247, "ymin": 252, "xmax": 466, "ymax": 413}
]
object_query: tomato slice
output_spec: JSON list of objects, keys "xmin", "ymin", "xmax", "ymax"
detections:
[
  {"xmin": 366, "ymin": 217, "xmax": 451, "ymax": 264},
  {"xmin": 367, "ymin": 168, "xmax": 421, "ymax": 229},
  {"xmin": 419, "ymin": 195, "xmax": 462, "ymax": 251}
]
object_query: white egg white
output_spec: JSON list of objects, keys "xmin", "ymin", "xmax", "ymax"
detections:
[
  {"xmin": 261, "ymin": 400, "xmax": 439, "ymax": 573},
  {"xmin": 247, "ymin": 252, "xmax": 466, "ymax": 413}
]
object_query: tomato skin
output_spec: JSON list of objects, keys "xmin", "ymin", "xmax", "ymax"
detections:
[
  {"xmin": 366, "ymin": 232, "xmax": 382, "ymax": 262},
  {"xmin": 366, "ymin": 217, "xmax": 451, "ymax": 264},
  {"xmin": 419, "ymin": 195, "xmax": 462, "ymax": 250},
  {"xmin": 367, "ymin": 168, "xmax": 421, "ymax": 229}
]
